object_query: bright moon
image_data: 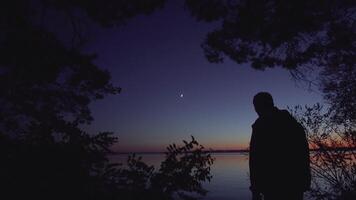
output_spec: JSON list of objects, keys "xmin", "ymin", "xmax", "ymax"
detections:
[{"xmin": 180, "ymin": 93, "xmax": 184, "ymax": 98}]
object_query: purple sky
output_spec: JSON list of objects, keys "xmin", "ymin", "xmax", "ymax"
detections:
[{"xmin": 84, "ymin": 1, "xmax": 322, "ymax": 152}]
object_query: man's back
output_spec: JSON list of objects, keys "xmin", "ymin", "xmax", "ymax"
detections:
[{"xmin": 249, "ymin": 93, "xmax": 310, "ymax": 200}]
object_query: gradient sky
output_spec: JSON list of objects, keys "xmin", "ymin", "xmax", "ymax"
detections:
[{"xmin": 84, "ymin": 1, "xmax": 322, "ymax": 152}]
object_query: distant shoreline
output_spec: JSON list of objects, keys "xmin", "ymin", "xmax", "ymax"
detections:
[
  {"xmin": 112, "ymin": 149, "xmax": 248, "ymax": 155},
  {"xmin": 111, "ymin": 147, "xmax": 356, "ymax": 155}
]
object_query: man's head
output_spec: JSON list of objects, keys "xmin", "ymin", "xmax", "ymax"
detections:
[{"xmin": 253, "ymin": 92, "xmax": 274, "ymax": 117}]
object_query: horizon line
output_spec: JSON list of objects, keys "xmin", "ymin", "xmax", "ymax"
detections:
[{"xmin": 112, "ymin": 146, "xmax": 356, "ymax": 154}]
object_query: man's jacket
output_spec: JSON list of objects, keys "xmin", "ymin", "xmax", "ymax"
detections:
[{"xmin": 249, "ymin": 107, "xmax": 311, "ymax": 193}]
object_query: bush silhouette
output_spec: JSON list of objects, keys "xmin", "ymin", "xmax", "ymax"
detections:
[
  {"xmin": 291, "ymin": 104, "xmax": 356, "ymax": 200},
  {"xmin": 93, "ymin": 136, "xmax": 214, "ymax": 200}
]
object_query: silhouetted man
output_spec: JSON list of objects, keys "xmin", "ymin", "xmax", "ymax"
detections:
[{"xmin": 249, "ymin": 92, "xmax": 311, "ymax": 200}]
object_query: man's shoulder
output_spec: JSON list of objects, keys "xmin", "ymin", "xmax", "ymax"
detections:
[
  {"xmin": 252, "ymin": 109, "xmax": 293, "ymax": 126},
  {"xmin": 277, "ymin": 109, "xmax": 298, "ymax": 122},
  {"xmin": 279, "ymin": 109, "xmax": 290, "ymax": 114},
  {"xmin": 252, "ymin": 108, "xmax": 296, "ymax": 127},
  {"xmin": 277, "ymin": 109, "xmax": 305, "ymax": 132},
  {"xmin": 278, "ymin": 109, "xmax": 292, "ymax": 118}
]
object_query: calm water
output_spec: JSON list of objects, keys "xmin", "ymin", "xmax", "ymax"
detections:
[{"xmin": 110, "ymin": 153, "xmax": 252, "ymax": 200}]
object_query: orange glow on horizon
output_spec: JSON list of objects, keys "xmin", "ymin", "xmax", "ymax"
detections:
[{"xmin": 113, "ymin": 140, "xmax": 249, "ymax": 153}]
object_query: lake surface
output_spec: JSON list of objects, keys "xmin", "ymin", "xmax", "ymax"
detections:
[{"xmin": 110, "ymin": 153, "xmax": 252, "ymax": 200}]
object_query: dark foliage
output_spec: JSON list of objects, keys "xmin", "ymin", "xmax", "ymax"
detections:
[
  {"xmin": 321, "ymin": 65, "xmax": 356, "ymax": 125},
  {"xmin": 185, "ymin": 0, "xmax": 355, "ymax": 70},
  {"xmin": 110, "ymin": 137, "xmax": 214, "ymax": 200},
  {"xmin": 0, "ymin": 1, "xmax": 165, "ymax": 138},
  {"xmin": 0, "ymin": 0, "xmax": 167, "ymax": 141},
  {"xmin": 290, "ymin": 104, "xmax": 356, "ymax": 200}
]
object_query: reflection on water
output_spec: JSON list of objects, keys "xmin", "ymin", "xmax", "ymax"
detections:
[
  {"xmin": 204, "ymin": 153, "xmax": 251, "ymax": 200},
  {"xmin": 110, "ymin": 153, "xmax": 251, "ymax": 200}
]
